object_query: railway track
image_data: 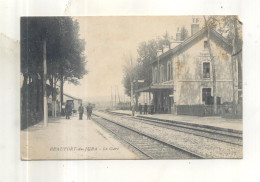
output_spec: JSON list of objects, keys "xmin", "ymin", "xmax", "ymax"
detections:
[
  {"xmin": 103, "ymin": 111, "xmax": 243, "ymax": 146},
  {"xmin": 92, "ymin": 114, "xmax": 204, "ymax": 159}
]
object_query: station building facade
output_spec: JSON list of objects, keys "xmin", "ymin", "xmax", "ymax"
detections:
[{"xmin": 136, "ymin": 24, "xmax": 241, "ymax": 116}]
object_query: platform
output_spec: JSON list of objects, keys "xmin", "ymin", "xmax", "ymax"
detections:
[
  {"xmin": 20, "ymin": 114, "xmax": 138, "ymax": 160},
  {"xmin": 112, "ymin": 110, "xmax": 243, "ymax": 133}
]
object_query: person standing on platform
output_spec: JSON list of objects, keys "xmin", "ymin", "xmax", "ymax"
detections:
[
  {"xmin": 144, "ymin": 103, "xmax": 148, "ymax": 115},
  {"xmin": 86, "ymin": 103, "xmax": 92, "ymax": 120},
  {"xmin": 139, "ymin": 103, "xmax": 142, "ymax": 115},
  {"xmin": 89, "ymin": 104, "xmax": 93, "ymax": 119},
  {"xmin": 78, "ymin": 104, "xmax": 84, "ymax": 120},
  {"xmin": 65, "ymin": 103, "xmax": 71, "ymax": 119},
  {"xmin": 131, "ymin": 105, "xmax": 135, "ymax": 116}
]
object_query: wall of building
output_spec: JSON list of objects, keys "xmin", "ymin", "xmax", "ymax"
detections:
[
  {"xmin": 173, "ymin": 33, "xmax": 233, "ymax": 106},
  {"xmin": 152, "ymin": 58, "xmax": 171, "ymax": 84}
]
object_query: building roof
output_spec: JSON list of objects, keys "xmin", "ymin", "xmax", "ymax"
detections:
[
  {"xmin": 63, "ymin": 93, "xmax": 81, "ymax": 100},
  {"xmin": 135, "ymin": 84, "xmax": 174, "ymax": 93},
  {"xmin": 152, "ymin": 28, "xmax": 233, "ymax": 64}
]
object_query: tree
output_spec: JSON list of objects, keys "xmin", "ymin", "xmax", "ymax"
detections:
[
  {"xmin": 122, "ymin": 33, "xmax": 172, "ymax": 103},
  {"xmin": 136, "ymin": 33, "xmax": 172, "ymax": 87},
  {"xmin": 20, "ymin": 17, "xmax": 87, "ymax": 128},
  {"xmin": 136, "ymin": 39, "xmax": 158, "ymax": 87},
  {"xmin": 216, "ymin": 16, "xmax": 242, "ymax": 115},
  {"xmin": 122, "ymin": 33, "xmax": 172, "ymax": 108},
  {"xmin": 122, "ymin": 54, "xmax": 140, "ymax": 107}
]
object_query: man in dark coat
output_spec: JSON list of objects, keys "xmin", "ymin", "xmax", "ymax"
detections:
[
  {"xmin": 65, "ymin": 103, "xmax": 71, "ymax": 119},
  {"xmin": 78, "ymin": 104, "xmax": 84, "ymax": 120},
  {"xmin": 86, "ymin": 103, "xmax": 93, "ymax": 120}
]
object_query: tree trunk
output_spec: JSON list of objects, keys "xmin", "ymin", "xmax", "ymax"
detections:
[
  {"xmin": 32, "ymin": 74, "xmax": 38, "ymax": 117},
  {"xmin": 21, "ymin": 74, "xmax": 28, "ymax": 128},
  {"xmin": 54, "ymin": 76, "xmax": 57, "ymax": 117},
  {"xmin": 43, "ymin": 39, "xmax": 48, "ymax": 127},
  {"xmin": 135, "ymin": 95, "xmax": 139, "ymax": 108},
  {"xmin": 232, "ymin": 17, "xmax": 239, "ymax": 116},
  {"xmin": 60, "ymin": 76, "xmax": 64, "ymax": 112},
  {"xmin": 51, "ymin": 75, "xmax": 55, "ymax": 117}
]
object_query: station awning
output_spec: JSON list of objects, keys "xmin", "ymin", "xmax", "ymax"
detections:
[{"xmin": 135, "ymin": 84, "xmax": 174, "ymax": 93}]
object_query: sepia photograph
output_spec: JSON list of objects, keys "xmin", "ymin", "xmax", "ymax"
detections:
[{"xmin": 20, "ymin": 16, "xmax": 243, "ymax": 160}]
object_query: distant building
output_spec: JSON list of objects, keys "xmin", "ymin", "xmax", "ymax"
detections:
[
  {"xmin": 47, "ymin": 91, "xmax": 82, "ymax": 116},
  {"xmin": 63, "ymin": 93, "xmax": 82, "ymax": 113},
  {"xmin": 136, "ymin": 20, "xmax": 242, "ymax": 116}
]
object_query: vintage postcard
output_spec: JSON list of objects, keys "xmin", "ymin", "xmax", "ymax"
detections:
[{"xmin": 20, "ymin": 16, "xmax": 242, "ymax": 160}]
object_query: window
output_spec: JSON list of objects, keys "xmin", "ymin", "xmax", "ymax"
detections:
[
  {"xmin": 204, "ymin": 41, "xmax": 208, "ymax": 49},
  {"xmin": 202, "ymin": 88, "xmax": 213, "ymax": 105},
  {"xmin": 167, "ymin": 61, "xmax": 172, "ymax": 81},
  {"xmin": 203, "ymin": 62, "xmax": 210, "ymax": 78},
  {"xmin": 160, "ymin": 65, "xmax": 164, "ymax": 82}
]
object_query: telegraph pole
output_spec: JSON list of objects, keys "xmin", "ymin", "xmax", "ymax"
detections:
[
  {"xmin": 203, "ymin": 16, "xmax": 217, "ymax": 115},
  {"xmin": 117, "ymin": 86, "xmax": 121, "ymax": 103},
  {"xmin": 111, "ymin": 86, "xmax": 113, "ymax": 108},
  {"xmin": 115, "ymin": 87, "xmax": 116, "ymax": 106},
  {"xmin": 131, "ymin": 81, "xmax": 134, "ymax": 116},
  {"xmin": 232, "ymin": 17, "xmax": 239, "ymax": 116},
  {"xmin": 43, "ymin": 40, "xmax": 48, "ymax": 127}
]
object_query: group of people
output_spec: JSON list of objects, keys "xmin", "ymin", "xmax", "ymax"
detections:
[
  {"xmin": 65, "ymin": 102, "xmax": 93, "ymax": 120},
  {"xmin": 138, "ymin": 103, "xmax": 148, "ymax": 115},
  {"xmin": 65, "ymin": 103, "xmax": 72, "ymax": 119},
  {"xmin": 78, "ymin": 103, "xmax": 93, "ymax": 120}
]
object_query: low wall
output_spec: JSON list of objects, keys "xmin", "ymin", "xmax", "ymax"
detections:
[
  {"xmin": 177, "ymin": 104, "xmax": 236, "ymax": 116},
  {"xmin": 177, "ymin": 105, "xmax": 206, "ymax": 116}
]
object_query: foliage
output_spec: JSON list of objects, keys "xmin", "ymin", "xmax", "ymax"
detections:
[
  {"xmin": 122, "ymin": 54, "xmax": 139, "ymax": 97},
  {"xmin": 122, "ymin": 32, "xmax": 172, "ymax": 105},
  {"xmin": 20, "ymin": 17, "xmax": 87, "ymax": 129},
  {"xmin": 21, "ymin": 17, "xmax": 87, "ymax": 84},
  {"xmin": 205, "ymin": 15, "xmax": 242, "ymax": 50}
]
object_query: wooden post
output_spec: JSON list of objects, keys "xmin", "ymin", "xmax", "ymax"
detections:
[
  {"xmin": 111, "ymin": 86, "xmax": 113, "ymax": 108},
  {"xmin": 54, "ymin": 75, "xmax": 57, "ymax": 117},
  {"xmin": 232, "ymin": 17, "xmax": 239, "ymax": 115},
  {"xmin": 204, "ymin": 16, "xmax": 217, "ymax": 115},
  {"xmin": 43, "ymin": 40, "xmax": 48, "ymax": 127},
  {"xmin": 131, "ymin": 81, "xmax": 134, "ymax": 116}
]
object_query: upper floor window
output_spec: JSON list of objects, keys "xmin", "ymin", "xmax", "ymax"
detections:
[
  {"xmin": 202, "ymin": 88, "xmax": 213, "ymax": 105},
  {"xmin": 203, "ymin": 62, "xmax": 210, "ymax": 78},
  {"xmin": 167, "ymin": 61, "xmax": 172, "ymax": 81},
  {"xmin": 154, "ymin": 67, "xmax": 158, "ymax": 83},
  {"xmin": 204, "ymin": 40, "xmax": 209, "ymax": 49},
  {"xmin": 160, "ymin": 65, "xmax": 164, "ymax": 82}
]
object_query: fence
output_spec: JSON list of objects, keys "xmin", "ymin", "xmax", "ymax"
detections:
[{"xmin": 177, "ymin": 104, "xmax": 233, "ymax": 116}]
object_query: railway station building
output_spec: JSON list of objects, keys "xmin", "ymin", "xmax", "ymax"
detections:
[{"xmin": 136, "ymin": 21, "xmax": 242, "ymax": 116}]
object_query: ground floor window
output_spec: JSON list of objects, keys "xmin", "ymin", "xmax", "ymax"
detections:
[
  {"xmin": 203, "ymin": 62, "xmax": 210, "ymax": 78},
  {"xmin": 202, "ymin": 88, "xmax": 213, "ymax": 105}
]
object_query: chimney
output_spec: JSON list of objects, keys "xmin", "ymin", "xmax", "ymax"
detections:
[
  {"xmin": 176, "ymin": 27, "xmax": 181, "ymax": 41},
  {"xmin": 191, "ymin": 18, "xmax": 200, "ymax": 36}
]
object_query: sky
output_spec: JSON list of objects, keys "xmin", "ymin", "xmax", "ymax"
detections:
[
  {"xmin": 0, "ymin": 1, "xmax": 202, "ymax": 103},
  {"xmin": 65, "ymin": 16, "xmax": 200, "ymax": 102}
]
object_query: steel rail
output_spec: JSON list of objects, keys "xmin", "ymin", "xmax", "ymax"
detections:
[
  {"xmin": 93, "ymin": 115, "xmax": 153, "ymax": 159},
  {"xmin": 104, "ymin": 111, "xmax": 243, "ymax": 146},
  {"xmin": 93, "ymin": 113, "xmax": 204, "ymax": 159}
]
